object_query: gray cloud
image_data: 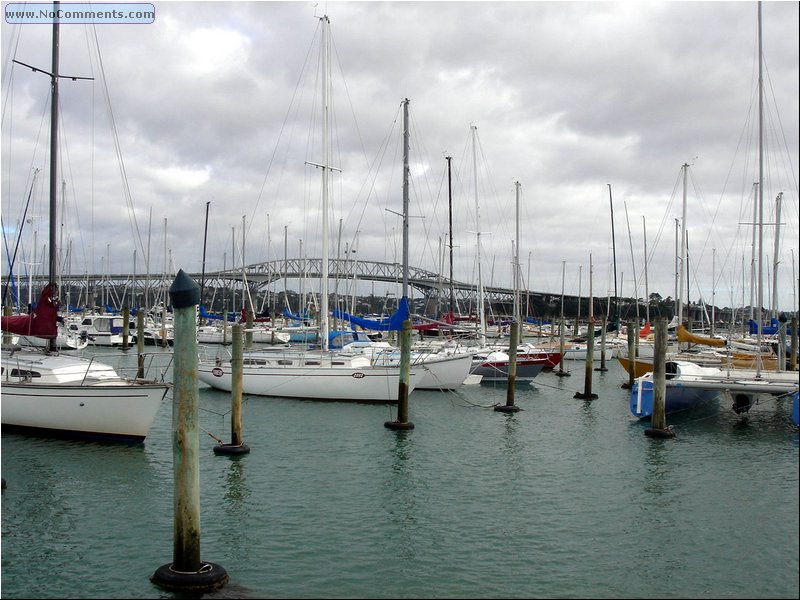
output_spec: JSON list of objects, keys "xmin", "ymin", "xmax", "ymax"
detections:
[{"xmin": 2, "ymin": 0, "xmax": 798, "ymax": 312}]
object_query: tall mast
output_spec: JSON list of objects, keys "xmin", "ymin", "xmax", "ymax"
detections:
[
  {"xmin": 772, "ymin": 192, "xmax": 783, "ymax": 319},
  {"xmin": 301, "ymin": 16, "xmax": 341, "ymax": 349},
  {"xmin": 643, "ymin": 216, "xmax": 650, "ymax": 324},
  {"xmin": 200, "ymin": 201, "xmax": 210, "ymax": 305},
  {"xmin": 446, "ymin": 156, "xmax": 455, "ymax": 315},
  {"xmin": 471, "ymin": 125, "xmax": 485, "ymax": 347},
  {"xmin": 755, "ymin": 1, "xmax": 764, "ymax": 372},
  {"xmin": 401, "ymin": 98, "xmax": 410, "ymax": 303},
  {"xmin": 677, "ymin": 163, "xmax": 689, "ymax": 326},
  {"xmin": 47, "ymin": 7, "xmax": 60, "ymax": 352},
  {"xmin": 607, "ymin": 184, "xmax": 618, "ymax": 330},
  {"xmin": 513, "ymin": 180, "xmax": 521, "ymax": 329},
  {"xmin": 320, "ymin": 15, "xmax": 330, "ymax": 350}
]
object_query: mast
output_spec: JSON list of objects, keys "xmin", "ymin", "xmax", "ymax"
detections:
[
  {"xmin": 446, "ymin": 156, "xmax": 455, "ymax": 315},
  {"xmin": 46, "ymin": 8, "xmax": 60, "ymax": 352},
  {"xmin": 677, "ymin": 163, "xmax": 689, "ymax": 326},
  {"xmin": 513, "ymin": 180, "xmax": 521, "ymax": 330},
  {"xmin": 200, "ymin": 201, "xmax": 210, "ymax": 305},
  {"xmin": 401, "ymin": 98, "xmax": 410, "ymax": 303},
  {"xmin": 643, "ymin": 216, "xmax": 650, "ymax": 324},
  {"xmin": 607, "ymin": 184, "xmax": 618, "ymax": 330},
  {"xmin": 624, "ymin": 200, "xmax": 639, "ymax": 327},
  {"xmin": 303, "ymin": 15, "xmax": 340, "ymax": 350},
  {"xmin": 755, "ymin": 1, "xmax": 764, "ymax": 373},
  {"xmin": 771, "ymin": 193, "xmax": 782, "ymax": 319},
  {"xmin": 471, "ymin": 125, "xmax": 486, "ymax": 347}
]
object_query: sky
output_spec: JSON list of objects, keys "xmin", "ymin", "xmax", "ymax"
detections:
[{"xmin": 2, "ymin": 0, "xmax": 799, "ymax": 314}]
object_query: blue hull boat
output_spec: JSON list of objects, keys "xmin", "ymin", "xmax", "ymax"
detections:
[{"xmin": 630, "ymin": 375, "xmax": 720, "ymax": 419}]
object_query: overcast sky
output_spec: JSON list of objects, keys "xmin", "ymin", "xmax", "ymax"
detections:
[{"xmin": 2, "ymin": 0, "xmax": 798, "ymax": 314}]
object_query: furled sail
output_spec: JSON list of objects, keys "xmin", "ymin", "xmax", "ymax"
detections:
[
  {"xmin": 332, "ymin": 297, "xmax": 409, "ymax": 331},
  {"xmin": 676, "ymin": 324, "xmax": 726, "ymax": 347},
  {"xmin": 1, "ymin": 283, "xmax": 59, "ymax": 338}
]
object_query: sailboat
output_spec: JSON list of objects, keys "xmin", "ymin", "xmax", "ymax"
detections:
[
  {"xmin": 329, "ymin": 100, "xmax": 474, "ymax": 391},
  {"xmin": 1, "ymin": 7, "xmax": 171, "ymax": 443},
  {"xmin": 460, "ymin": 130, "xmax": 549, "ymax": 384},
  {"xmin": 629, "ymin": 2, "xmax": 799, "ymax": 419},
  {"xmin": 197, "ymin": 15, "xmax": 424, "ymax": 403}
]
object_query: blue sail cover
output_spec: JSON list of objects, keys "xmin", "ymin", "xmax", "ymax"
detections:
[
  {"xmin": 199, "ymin": 305, "xmax": 237, "ymax": 322},
  {"xmin": 332, "ymin": 296, "xmax": 409, "ymax": 331},
  {"xmin": 283, "ymin": 307, "xmax": 311, "ymax": 322},
  {"xmin": 748, "ymin": 318, "xmax": 792, "ymax": 335}
]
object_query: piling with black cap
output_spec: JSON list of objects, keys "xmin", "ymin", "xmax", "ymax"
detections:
[
  {"xmin": 215, "ymin": 323, "xmax": 250, "ymax": 455},
  {"xmin": 151, "ymin": 269, "xmax": 228, "ymax": 593},
  {"xmin": 645, "ymin": 317, "xmax": 675, "ymax": 438},
  {"xmin": 385, "ymin": 319, "xmax": 414, "ymax": 430},
  {"xmin": 496, "ymin": 320, "xmax": 522, "ymax": 413}
]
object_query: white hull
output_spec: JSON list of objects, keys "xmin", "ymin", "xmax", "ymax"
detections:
[
  {"xmin": 1, "ymin": 382, "xmax": 169, "ymax": 442},
  {"xmin": 414, "ymin": 352, "xmax": 474, "ymax": 390},
  {"xmin": 1, "ymin": 348, "xmax": 170, "ymax": 442},
  {"xmin": 339, "ymin": 343, "xmax": 475, "ymax": 390},
  {"xmin": 198, "ymin": 351, "xmax": 422, "ymax": 402}
]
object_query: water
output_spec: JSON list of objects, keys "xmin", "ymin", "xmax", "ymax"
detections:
[{"xmin": 2, "ymin": 353, "xmax": 798, "ymax": 599}]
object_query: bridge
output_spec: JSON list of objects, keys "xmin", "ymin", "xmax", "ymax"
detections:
[{"xmin": 3, "ymin": 257, "xmax": 566, "ymax": 312}]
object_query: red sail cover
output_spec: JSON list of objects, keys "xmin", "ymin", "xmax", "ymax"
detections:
[{"xmin": 1, "ymin": 283, "xmax": 59, "ymax": 338}]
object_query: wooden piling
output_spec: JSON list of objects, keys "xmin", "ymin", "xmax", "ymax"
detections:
[
  {"xmin": 622, "ymin": 321, "xmax": 636, "ymax": 389},
  {"xmin": 574, "ymin": 317, "xmax": 598, "ymax": 400},
  {"xmin": 790, "ymin": 317, "xmax": 798, "ymax": 372},
  {"xmin": 645, "ymin": 317, "xmax": 675, "ymax": 438},
  {"xmin": 496, "ymin": 321, "xmax": 521, "ymax": 413},
  {"xmin": 151, "ymin": 269, "xmax": 228, "ymax": 593},
  {"xmin": 385, "ymin": 319, "xmax": 414, "ymax": 430},
  {"xmin": 215, "ymin": 324, "xmax": 250, "ymax": 455}
]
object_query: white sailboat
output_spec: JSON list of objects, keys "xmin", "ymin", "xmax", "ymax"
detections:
[
  {"xmin": 197, "ymin": 15, "xmax": 422, "ymax": 403},
  {"xmin": 1, "ymin": 7, "xmax": 171, "ymax": 442},
  {"xmin": 328, "ymin": 99, "xmax": 475, "ymax": 391}
]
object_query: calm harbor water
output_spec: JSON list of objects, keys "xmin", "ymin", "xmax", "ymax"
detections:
[{"xmin": 1, "ymin": 349, "xmax": 798, "ymax": 599}]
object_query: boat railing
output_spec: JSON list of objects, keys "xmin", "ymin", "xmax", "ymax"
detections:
[{"xmin": 84, "ymin": 350, "xmax": 175, "ymax": 384}]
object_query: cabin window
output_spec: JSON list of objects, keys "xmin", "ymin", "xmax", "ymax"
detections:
[
  {"xmin": 304, "ymin": 361, "xmax": 320, "ymax": 366},
  {"xmin": 10, "ymin": 368, "xmax": 41, "ymax": 379},
  {"xmin": 277, "ymin": 359, "xmax": 293, "ymax": 365}
]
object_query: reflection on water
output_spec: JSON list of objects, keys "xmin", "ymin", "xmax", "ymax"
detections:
[{"xmin": 381, "ymin": 430, "xmax": 418, "ymax": 561}]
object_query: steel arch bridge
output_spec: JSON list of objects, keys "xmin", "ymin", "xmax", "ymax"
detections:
[
  {"xmin": 206, "ymin": 257, "xmax": 556, "ymax": 307},
  {"xmin": 3, "ymin": 257, "xmax": 561, "ymax": 310}
]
